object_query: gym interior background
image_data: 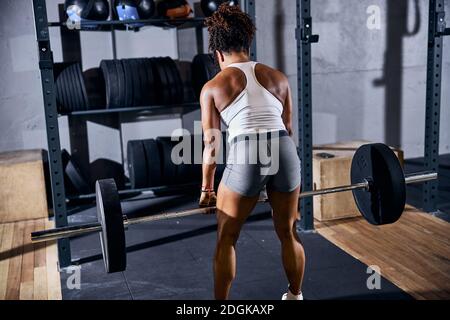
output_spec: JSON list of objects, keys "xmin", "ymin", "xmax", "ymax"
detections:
[{"xmin": 0, "ymin": 0, "xmax": 449, "ymax": 300}]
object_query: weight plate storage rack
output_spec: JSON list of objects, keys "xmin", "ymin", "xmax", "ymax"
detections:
[{"xmin": 31, "ymin": 0, "xmax": 258, "ymax": 268}]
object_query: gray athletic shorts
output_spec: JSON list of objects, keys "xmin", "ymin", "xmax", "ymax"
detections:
[{"xmin": 221, "ymin": 130, "xmax": 301, "ymax": 197}]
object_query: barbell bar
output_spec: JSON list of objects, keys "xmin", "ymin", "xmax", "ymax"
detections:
[
  {"xmin": 31, "ymin": 171, "xmax": 436, "ymax": 244},
  {"xmin": 30, "ymin": 143, "xmax": 438, "ymax": 273}
]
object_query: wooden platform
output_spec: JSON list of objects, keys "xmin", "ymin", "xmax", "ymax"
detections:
[
  {"xmin": 315, "ymin": 206, "xmax": 450, "ymax": 300},
  {"xmin": 0, "ymin": 218, "xmax": 61, "ymax": 300}
]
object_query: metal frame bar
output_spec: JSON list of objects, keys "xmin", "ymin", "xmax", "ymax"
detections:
[
  {"xmin": 32, "ymin": 0, "xmax": 72, "ymax": 268},
  {"xmin": 296, "ymin": 0, "xmax": 315, "ymax": 231},
  {"xmin": 245, "ymin": 0, "xmax": 257, "ymax": 60},
  {"xmin": 423, "ymin": 0, "xmax": 446, "ymax": 212}
]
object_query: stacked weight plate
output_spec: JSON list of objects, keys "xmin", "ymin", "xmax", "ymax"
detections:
[
  {"xmin": 100, "ymin": 57, "xmax": 184, "ymax": 108},
  {"xmin": 55, "ymin": 57, "xmax": 187, "ymax": 112},
  {"xmin": 55, "ymin": 63, "xmax": 89, "ymax": 113},
  {"xmin": 61, "ymin": 149, "xmax": 91, "ymax": 195},
  {"xmin": 127, "ymin": 139, "xmax": 163, "ymax": 189},
  {"xmin": 83, "ymin": 67, "xmax": 106, "ymax": 108},
  {"xmin": 127, "ymin": 133, "xmax": 228, "ymax": 189}
]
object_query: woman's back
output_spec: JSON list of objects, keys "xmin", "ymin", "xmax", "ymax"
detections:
[{"xmin": 204, "ymin": 61, "xmax": 291, "ymax": 142}]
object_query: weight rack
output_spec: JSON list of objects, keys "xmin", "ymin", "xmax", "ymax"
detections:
[
  {"xmin": 296, "ymin": 0, "xmax": 449, "ymax": 230},
  {"xmin": 32, "ymin": 0, "xmax": 257, "ymax": 268}
]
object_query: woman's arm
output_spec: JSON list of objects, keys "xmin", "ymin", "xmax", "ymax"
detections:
[
  {"xmin": 200, "ymin": 83, "xmax": 221, "ymax": 194},
  {"xmin": 282, "ymin": 80, "xmax": 294, "ymax": 137}
]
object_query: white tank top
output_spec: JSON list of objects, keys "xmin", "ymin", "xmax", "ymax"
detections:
[{"xmin": 220, "ymin": 61, "xmax": 287, "ymax": 143}]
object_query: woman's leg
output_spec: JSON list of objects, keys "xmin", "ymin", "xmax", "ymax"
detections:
[
  {"xmin": 267, "ymin": 186, "xmax": 305, "ymax": 296},
  {"xmin": 214, "ymin": 182, "xmax": 259, "ymax": 300}
]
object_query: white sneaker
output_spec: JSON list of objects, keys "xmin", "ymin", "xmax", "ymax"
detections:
[{"xmin": 281, "ymin": 289, "xmax": 304, "ymax": 300}]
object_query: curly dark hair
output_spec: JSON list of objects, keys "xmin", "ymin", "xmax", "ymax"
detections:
[{"xmin": 205, "ymin": 3, "xmax": 256, "ymax": 54}]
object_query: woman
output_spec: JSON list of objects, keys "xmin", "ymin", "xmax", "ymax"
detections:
[{"xmin": 199, "ymin": 4, "xmax": 305, "ymax": 300}]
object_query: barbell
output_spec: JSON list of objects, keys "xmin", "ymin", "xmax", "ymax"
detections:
[{"xmin": 31, "ymin": 143, "xmax": 438, "ymax": 273}]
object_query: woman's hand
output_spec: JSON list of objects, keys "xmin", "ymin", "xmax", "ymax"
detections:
[{"xmin": 199, "ymin": 189, "xmax": 217, "ymax": 208}]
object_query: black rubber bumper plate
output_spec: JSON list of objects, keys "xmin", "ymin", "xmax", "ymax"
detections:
[
  {"xmin": 127, "ymin": 140, "xmax": 148, "ymax": 189},
  {"xmin": 100, "ymin": 60, "xmax": 121, "ymax": 108},
  {"xmin": 96, "ymin": 179, "xmax": 126, "ymax": 273},
  {"xmin": 83, "ymin": 67, "xmax": 106, "ymax": 109},
  {"xmin": 351, "ymin": 143, "xmax": 406, "ymax": 225},
  {"xmin": 143, "ymin": 139, "xmax": 163, "ymax": 187}
]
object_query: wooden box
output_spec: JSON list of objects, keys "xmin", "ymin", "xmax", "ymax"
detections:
[
  {"xmin": 0, "ymin": 150, "xmax": 49, "ymax": 223},
  {"xmin": 312, "ymin": 141, "xmax": 403, "ymax": 221}
]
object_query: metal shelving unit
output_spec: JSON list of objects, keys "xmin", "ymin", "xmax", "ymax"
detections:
[
  {"xmin": 32, "ymin": 0, "xmax": 257, "ymax": 268},
  {"xmin": 295, "ymin": 0, "xmax": 449, "ymax": 231}
]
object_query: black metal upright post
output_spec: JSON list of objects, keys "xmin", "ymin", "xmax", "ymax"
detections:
[
  {"xmin": 245, "ymin": 0, "xmax": 257, "ymax": 60},
  {"xmin": 32, "ymin": 0, "xmax": 72, "ymax": 268},
  {"xmin": 296, "ymin": 0, "xmax": 318, "ymax": 231},
  {"xmin": 423, "ymin": 0, "xmax": 448, "ymax": 213}
]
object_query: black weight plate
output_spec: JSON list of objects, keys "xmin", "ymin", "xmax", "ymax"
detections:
[
  {"xmin": 142, "ymin": 58, "xmax": 157, "ymax": 105},
  {"xmin": 123, "ymin": 59, "xmax": 137, "ymax": 106},
  {"xmin": 65, "ymin": 64, "xmax": 81, "ymax": 111},
  {"xmin": 96, "ymin": 179, "xmax": 126, "ymax": 273},
  {"xmin": 54, "ymin": 63, "xmax": 73, "ymax": 113},
  {"xmin": 166, "ymin": 57, "xmax": 183, "ymax": 104},
  {"xmin": 61, "ymin": 149, "xmax": 91, "ymax": 194},
  {"xmin": 74, "ymin": 63, "xmax": 89, "ymax": 110},
  {"xmin": 162, "ymin": 57, "xmax": 176, "ymax": 105},
  {"xmin": 83, "ymin": 68, "xmax": 106, "ymax": 109},
  {"xmin": 191, "ymin": 54, "xmax": 219, "ymax": 100},
  {"xmin": 70, "ymin": 63, "xmax": 87, "ymax": 111},
  {"xmin": 60, "ymin": 66, "xmax": 76, "ymax": 112},
  {"xmin": 165, "ymin": 57, "xmax": 184, "ymax": 104},
  {"xmin": 351, "ymin": 143, "xmax": 406, "ymax": 225},
  {"xmin": 165, "ymin": 135, "xmax": 188, "ymax": 184},
  {"xmin": 90, "ymin": 159, "xmax": 126, "ymax": 190},
  {"xmin": 137, "ymin": 58, "xmax": 148, "ymax": 106},
  {"xmin": 127, "ymin": 140, "xmax": 148, "ymax": 189},
  {"xmin": 137, "ymin": 58, "xmax": 150, "ymax": 106},
  {"xmin": 115, "ymin": 60, "xmax": 126, "ymax": 108},
  {"xmin": 57, "ymin": 65, "xmax": 71, "ymax": 112},
  {"xmin": 61, "ymin": 149, "xmax": 76, "ymax": 194},
  {"xmin": 157, "ymin": 57, "xmax": 171, "ymax": 104},
  {"xmin": 138, "ymin": 58, "xmax": 151, "ymax": 106},
  {"xmin": 178, "ymin": 135, "xmax": 203, "ymax": 183},
  {"xmin": 100, "ymin": 60, "xmax": 112, "ymax": 108},
  {"xmin": 100, "ymin": 60, "xmax": 120, "ymax": 108},
  {"xmin": 65, "ymin": 65, "xmax": 79, "ymax": 112},
  {"xmin": 129, "ymin": 59, "xmax": 143, "ymax": 107},
  {"xmin": 151, "ymin": 57, "xmax": 170, "ymax": 105},
  {"xmin": 55, "ymin": 71, "xmax": 67, "ymax": 113},
  {"xmin": 142, "ymin": 139, "xmax": 163, "ymax": 187},
  {"xmin": 53, "ymin": 62, "xmax": 73, "ymax": 80},
  {"xmin": 121, "ymin": 59, "xmax": 134, "ymax": 108},
  {"xmin": 173, "ymin": 61, "xmax": 184, "ymax": 104},
  {"xmin": 148, "ymin": 58, "xmax": 162, "ymax": 104},
  {"xmin": 156, "ymin": 136, "xmax": 178, "ymax": 184},
  {"xmin": 60, "ymin": 69, "xmax": 72, "ymax": 113}
]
